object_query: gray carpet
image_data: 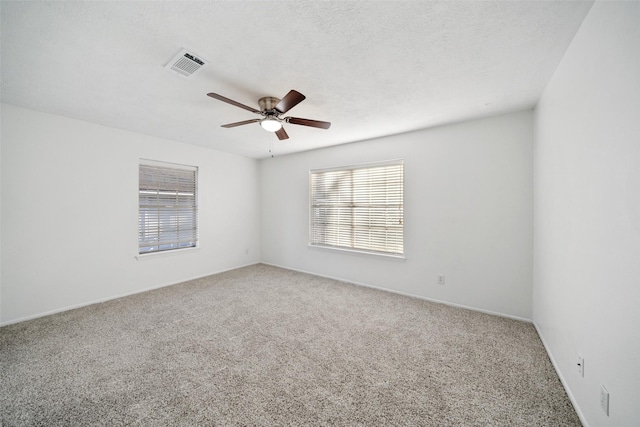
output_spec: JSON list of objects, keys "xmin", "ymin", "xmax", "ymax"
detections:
[{"xmin": 1, "ymin": 264, "xmax": 580, "ymax": 426}]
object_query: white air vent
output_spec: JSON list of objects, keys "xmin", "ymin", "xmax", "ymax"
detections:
[{"xmin": 165, "ymin": 49, "xmax": 207, "ymax": 78}]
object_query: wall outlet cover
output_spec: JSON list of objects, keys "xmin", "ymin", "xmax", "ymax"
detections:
[{"xmin": 577, "ymin": 354, "xmax": 584, "ymax": 377}]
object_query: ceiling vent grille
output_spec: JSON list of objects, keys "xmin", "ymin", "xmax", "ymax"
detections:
[{"xmin": 165, "ymin": 49, "xmax": 207, "ymax": 78}]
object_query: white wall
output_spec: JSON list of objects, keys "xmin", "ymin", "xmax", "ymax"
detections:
[
  {"xmin": 0, "ymin": 104, "xmax": 261, "ymax": 325},
  {"xmin": 260, "ymin": 111, "xmax": 533, "ymax": 320},
  {"xmin": 533, "ymin": 2, "xmax": 640, "ymax": 426}
]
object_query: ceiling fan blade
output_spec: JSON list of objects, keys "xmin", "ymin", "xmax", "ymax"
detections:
[
  {"xmin": 287, "ymin": 117, "xmax": 331, "ymax": 129},
  {"xmin": 275, "ymin": 90, "xmax": 306, "ymax": 114},
  {"xmin": 221, "ymin": 119, "xmax": 261, "ymax": 128},
  {"xmin": 207, "ymin": 93, "xmax": 261, "ymax": 114},
  {"xmin": 275, "ymin": 127, "xmax": 289, "ymax": 140}
]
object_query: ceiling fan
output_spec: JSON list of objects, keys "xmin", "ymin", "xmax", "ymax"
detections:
[{"xmin": 206, "ymin": 90, "xmax": 331, "ymax": 140}]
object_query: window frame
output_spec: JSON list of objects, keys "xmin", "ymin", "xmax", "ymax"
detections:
[
  {"xmin": 309, "ymin": 160, "xmax": 404, "ymax": 258},
  {"xmin": 138, "ymin": 159, "xmax": 198, "ymax": 255}
]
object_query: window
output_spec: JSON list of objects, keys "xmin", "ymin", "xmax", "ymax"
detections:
[
  {"xmin": 310, "ymin": 161, "xmax": 404, "ymax": 256},
  {"xmin": 138, "ymin": 161, "xmax": 198, "ymax": 254}
]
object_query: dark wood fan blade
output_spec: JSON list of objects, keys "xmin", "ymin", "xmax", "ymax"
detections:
[
  {"xmin": 275, "ymin": 90, "xmax": 306, "ymax": 114},
  {"xmin": 207, "ymin": 93, "xmax": 261, "ymax": 114},
  {"xmin": 221, "ymin": 119, "xmax": 261, "ymax": 128},
  {"xmin": 275, "ymin": 127, "xmax": 289, "ymax": 140},
  {"xmin": 287, "ymin": 117, "xmax": 331, "ymax": 129}
]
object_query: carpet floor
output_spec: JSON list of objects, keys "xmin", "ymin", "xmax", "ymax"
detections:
[{"xmin": 0, "ymin": 264, "xmax": 581, "ymax": 426}]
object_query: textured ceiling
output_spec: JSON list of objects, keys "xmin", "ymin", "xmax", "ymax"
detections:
[{"xmin": 1, "ymin": 1, "xmax": 593, "ymax": 159}]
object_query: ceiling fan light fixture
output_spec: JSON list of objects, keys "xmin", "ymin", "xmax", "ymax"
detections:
[{"xmin": 260, "ymin": 117, "xmax": 282, "ymax": 132}]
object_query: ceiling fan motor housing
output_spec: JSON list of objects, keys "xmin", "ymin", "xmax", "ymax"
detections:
[{"xmin": 258, "ymin": 97, "xmax": 280, "ymax": 113}]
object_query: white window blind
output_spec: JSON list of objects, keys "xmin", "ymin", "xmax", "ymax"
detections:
[
  {"xmin": 138, "ymin": 162, "xmax": 198, "ymax": 254},
  {"xmin": 310, "ymin": 162, "xmax": 404, "ymax": 255}
]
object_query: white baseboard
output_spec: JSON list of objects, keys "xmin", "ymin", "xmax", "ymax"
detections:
[
  {"xmin": 261, "ymin": 262, "xmax": 532, "ymax": 323},
  {"xmin": 0, "ymin": 261, "xmax": 260, "ymax": 327},
  {"xmin": 533, "ymin": 322, "xmax": 588, "ymax": 427}
]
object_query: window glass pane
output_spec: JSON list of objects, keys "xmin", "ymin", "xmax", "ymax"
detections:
[
  {"xmin": 139, "ymin": 162, "xmax": 198, "ymax": 254},
  {"xmin": 310, "ymin": 162, "xmax": 403, "ymax": 255}
]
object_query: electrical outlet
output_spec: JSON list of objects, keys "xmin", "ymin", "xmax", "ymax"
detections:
[
  {"xmin": 577, "ymin": 354, "xmax": 584, "ymax": 377},
  {"xmin": 600, "ymin": 385, "xmax": 609, "ymax": 416},
  {"xmin": 438, "ymin": 275, "xmax": 445, "ymax": 285}
]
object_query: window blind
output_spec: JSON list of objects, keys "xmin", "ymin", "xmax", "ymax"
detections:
[
  {"xmin": 138, "ymin": 162, "xmax": 198, "ymax": 254},
  {"xmin": 310, "ymin": 162, "xmax": 404, "ymax": 255}
]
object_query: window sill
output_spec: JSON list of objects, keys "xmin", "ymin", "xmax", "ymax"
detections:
[
  {"xmin": 135, "ymin": 247, "xmax": 199, "ymax": 261},
  {"xmin": 307, "ymin": 244, "xmax": 406, "ymax": 262}
]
